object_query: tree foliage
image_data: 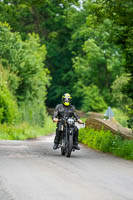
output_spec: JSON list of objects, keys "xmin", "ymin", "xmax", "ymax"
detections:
[
  {"xmin": 0, "ymin": 0, "xmax": 132, "ymax": 115},
  {"xmin": 0, "ymin": 22, "xmax": 50, "ymax": 102},
  {"xmin": 0, "ymin": 0, "xmax": 79, "ymax": 106},
  {"xmin": 0, "ymin": 22, "xmax": 50, "ymax": 125},
  {"xmin": 81, "ymin": 85, "xmax": 107, "ymax": 112}
]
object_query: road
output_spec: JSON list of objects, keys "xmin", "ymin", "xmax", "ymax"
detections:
[{"xmin": 0, "ymin": 134, "xmax": 133, "ymax": 200}]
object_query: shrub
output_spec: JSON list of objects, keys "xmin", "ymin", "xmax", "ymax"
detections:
[
  {"xmin": 0, "ymin": 65, "xmax": 19, "ymax": 124},
  {"xmin": 19, "ymin": 101, "xmax": 47, "ymax": 127},
  {"xmin": 79, "ymin": 127, "xmax": 133, "ymax": 160},
  {"xmin": 0, "ymin": 87, "xmax": 19, "ymax": 124},
  {"xmin": 0, "ymin": 117, "xmax": 56, "ymax": 140},
  {"xmin": 111, "ymin": 108, "xmax": 128, "ymax": 127}
]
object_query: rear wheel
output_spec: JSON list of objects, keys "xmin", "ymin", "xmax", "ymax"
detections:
[{"xmin": 65, "ymin": 135, "xmax": 73, "ymax": 158}]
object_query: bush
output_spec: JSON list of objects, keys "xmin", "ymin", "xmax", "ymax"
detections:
[
  {"xmin": 127, "ymin": 117, "xmax": 133, "ymax": 131},
  {"xmin": 0, "ymin": 65, "xmax": 19, "ymax": 124},
  {"xmin": 19, "ymin": 101, "xmax": 47, "ymax": 127},
  {"xmin": 112, "ymin": 108, "xmax": 128, "ymax": 127},
  {"xmin": 79, "ymin": 127, "xmax": 133, "ymax": 160},
  {"xmin": 0, "ymin": 88, "xmax": 19, "ymax": 124},
  {"xmin": 0, "ymin": 116, "xmax": 56, "ymax": 140}
]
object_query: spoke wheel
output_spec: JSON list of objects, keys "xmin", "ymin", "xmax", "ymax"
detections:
[
  {"xmin": 65, "ymin": 135, "xmax": 73, "ymax": 158},
  {"xmin": 61, "ymin": 146, "xmax": 65, "ymax": 155}
]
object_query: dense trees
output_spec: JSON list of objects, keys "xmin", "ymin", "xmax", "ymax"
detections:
[
  {"xmin": 0, "ymin": 23, "xmax": 50, "ymax": 101},
  {"xmin": 101, "ymin": 0, "xmax": 133, "ymax": 100},
  {"xmin": 0, "ymin": 0, "xmax": 79, "ymax": 106},
  {"xmin": 69, "ymin": 0, "xmax": 133, "ymax": 112},
  {"xmin": 0, "ymin": 22, "xmax": 50, "ymax": 125},
  {"xmin": 0, "ymin": 0, "xmax": 132, "ymax": 116}
]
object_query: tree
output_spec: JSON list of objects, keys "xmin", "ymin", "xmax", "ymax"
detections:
[
  {"xmin": 111, "ymin": 74, "xmax": 132, "ymax": 109},
  {"xmin": 0, "ymin": 0, "xmax": 132, "ymax": 113},
  {"xmin": 0, "ymin": 0, "xmax": 79, "ymax": 107},
  {"xmin": 0, "ymin": 22, "xmax": 50, "ymax": 125},
  {"xmin": 72, "ymin": 18, "xmax": 125, "ymax": 109},
  {"xmin": 81, "ymin": 85, "xmax": 107, "ymax": 112},
  {"xmin": 0, "ymin": 22, "xmax": 50, "ymax": 102},
  {"xmin": 101, "ymin": 0, "xmax": 133, "ymax": 99}
]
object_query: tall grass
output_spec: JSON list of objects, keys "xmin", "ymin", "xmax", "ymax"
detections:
[
  {"xmin": 0, "ymin": 101, "xmax": 57, "ymax": 140},
  {"xmin": 19, "ymin": 101, "xmax": 47, "ymax": 127},
  {"xmin": 0, "ymin": 101, "xmax": 56, "ymax": 140},
  {"xmin": 112, "ymin": 108, "xmax": 128, "ymax": 127},
  {"xmin": 0, "ymin": 116, "xmax": 56, "ymax": 140}
]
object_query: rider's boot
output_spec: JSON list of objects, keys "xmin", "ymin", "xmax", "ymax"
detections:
[
  {"xmin": 53, "ymin": 143, "xmax": 59, "ymax": 150},
  {"xmin": 53, "ymin": 128, "xmax": 61, "ymax": 150},
  {"xmin": 73, "ymin": 139, "xmax": 80, "ymax": 150},
  {"xmin": 73, "ymin": 127, "xmax": 80, "ymax": 150},
  {"xmin": 74, "ymin": 144, "xmax": 80, "ymax": 150}
]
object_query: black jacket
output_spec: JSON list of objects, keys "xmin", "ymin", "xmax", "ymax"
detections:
[{"xmin": 53, "ymin": 104, "xmax": 80, "ymax": 120}]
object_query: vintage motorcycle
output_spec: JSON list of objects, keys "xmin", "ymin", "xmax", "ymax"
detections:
[{"xmin": 58, "ymin": 117, "xmax": 79, "ymax": 158}]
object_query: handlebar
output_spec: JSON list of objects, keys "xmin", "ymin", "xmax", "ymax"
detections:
[
  {"xmin": 53, "ymin": 117, "xmax": 84, "ymax": 124},
  {"xmin": 58, "ymin": 118, "xmax": 84, "ymax": 124}
]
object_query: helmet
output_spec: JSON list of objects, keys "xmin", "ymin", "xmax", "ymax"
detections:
[{"xmin": 62, "ymin": 93, "xmax": 72, "ymax": 106}]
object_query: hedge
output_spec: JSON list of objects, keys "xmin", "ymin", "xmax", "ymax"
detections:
[{"xmin": 79, "ymin": 128, "xmax": 133, "ymax": 160}]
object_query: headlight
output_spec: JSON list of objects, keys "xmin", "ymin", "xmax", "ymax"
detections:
[{"xmin": 67, "ymin": 118, "xmax": 74, "ymax": 125}]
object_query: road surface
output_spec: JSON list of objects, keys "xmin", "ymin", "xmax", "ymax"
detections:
[{"xmin": 0, "ymin": 134, "xmax": 133, "ymax": 200}]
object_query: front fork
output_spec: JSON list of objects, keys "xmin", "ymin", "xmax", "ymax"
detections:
[
  {"xmin": 65, "ymin": 127, "xmax": 74, "ymax": 147},
  {"xmin": 60, "ymin": 127, "xmax": 74, "ymax": 148}
]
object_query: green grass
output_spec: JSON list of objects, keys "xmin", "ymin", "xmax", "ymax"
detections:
[
  {"xmin": 79, "ymin": 127, "xmax": 133, "ymax": 160},
  {"xmin": 0, "ymin": 116, "xmax": 56, "ymax": 140},
  {"xmin": 80, "ymin": 117, "xmax": 87, "ymax": 123},
  {"xmin": 112, "ymin": 108, "xmax": 128, "ymax": 127},
  {"xmin": 102, "ymin": 107, "xmax": 128, "ymax": 127}
]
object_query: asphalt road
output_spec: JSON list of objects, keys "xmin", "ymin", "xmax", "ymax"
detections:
[{"xmin": 0, "ymin": 134, "xmax": 133, "ymax": 200}]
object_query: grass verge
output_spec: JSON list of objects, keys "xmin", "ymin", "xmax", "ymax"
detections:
[
  {"xmin": 112, "ymin": 108, "xmax": 129, "ymax": 127},
  {"xmin": 79, "ymin": 127, "xmax": 133, "ymax": 160},
  {"xmin": 0, "ymin": 116, "xmax": 56, "ymax": 140}
]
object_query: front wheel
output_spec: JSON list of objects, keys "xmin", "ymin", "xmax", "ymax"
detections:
[
  {"xmin": 61, "ymin": 133, "xmax": 65, "ymax": 156},
  {"xmin": 61, "ymin": 146, "xmax": 65, "ymax": 155},
  {"xmin": 65, "ymin": 134, "xmax": 73, "ymax": 158}
]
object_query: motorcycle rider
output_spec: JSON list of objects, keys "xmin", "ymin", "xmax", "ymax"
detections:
[{"xmin": 53, "ymin": 93, "xmax": 83, "ymax": 150}]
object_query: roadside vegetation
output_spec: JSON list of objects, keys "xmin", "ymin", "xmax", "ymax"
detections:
[
  {"xmin": 111, "ymin": 108, "xmax": 129, "ymax": 128},
  {"xmin": 101, "ymin": 108, "xmax": 129, "ymax": 128},
  {"xmin": 0, "ymin": 1, "xmax": 133, "ymax": 140},
  {"xmin": 0, "ymin": 23, "xmax": 55, "ymax": 140},
  {"xmin": 79, "ymin": 128, "xmax": 133, "ymax": 160},
  {"xmin": 0, "ymin": 117, "xmax": 56, "ymax": 140}
]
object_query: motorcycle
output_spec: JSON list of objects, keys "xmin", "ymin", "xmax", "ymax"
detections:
[{"xmin": 58, "ymin": 117, "xmax": 79, "ymax": 158}]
